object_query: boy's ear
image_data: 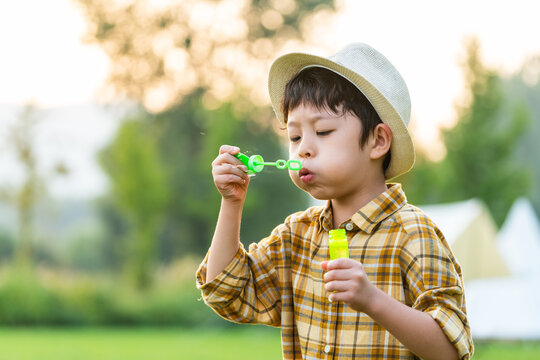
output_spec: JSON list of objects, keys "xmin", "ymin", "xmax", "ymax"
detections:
[{"xmin": 369, "ymin": 123, "xmax": 392, "ymax": 160}]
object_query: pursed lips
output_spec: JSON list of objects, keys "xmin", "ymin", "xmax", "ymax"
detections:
[{"xmin": 299, "ymin": 167, "xmax": 314, "ymax": 183}]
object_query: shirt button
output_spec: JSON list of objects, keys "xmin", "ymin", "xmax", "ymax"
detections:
[
  {"xmin": 324, "ymin": 345, "xmax": 331, "ymax": 353},
  {"xmin": 345, "ymin": 222, "xmax": 354, "ymax": 231}
]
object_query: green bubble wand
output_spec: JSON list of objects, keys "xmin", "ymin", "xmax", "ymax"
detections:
[{"xmin": 234, "ymin": 152, "xmax": 302, "ymax": 175}]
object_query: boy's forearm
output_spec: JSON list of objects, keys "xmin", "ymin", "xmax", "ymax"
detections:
[
  {"xmin": 206, "ymin": 198, "xmax": 244, "ymax": 282},
  {"xmin": 366, "ymin": 288, "xmax": 459, "ymax": 360}
]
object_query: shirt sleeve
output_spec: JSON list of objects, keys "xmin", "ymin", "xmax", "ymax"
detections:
[
  {"xmin": 195, "ymin": 221, "xmax": 291, "ymax": 327},
  {"xmin": 400, "ymin": 215, "xmax": 474, "ymax": 360}
]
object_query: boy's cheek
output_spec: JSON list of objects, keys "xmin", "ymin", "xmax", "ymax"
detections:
[{"xmin": 288, "ymin": 171, "xmax": 303, "ymax": 190}]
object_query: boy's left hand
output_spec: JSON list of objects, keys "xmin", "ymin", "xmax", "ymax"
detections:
[{"xmin": 321, "ymin": 259, "xmax": 378, "ymax": 313}]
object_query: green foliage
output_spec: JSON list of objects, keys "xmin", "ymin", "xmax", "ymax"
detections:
[
  {"xmin": 502, "ymin": 57, "xmax": 540, "ymax": 219},
  {"xmin": 97, "ymin": 93, "xmax": 309, "ymax": 267},
  {"xmin": 99, "ymin": 117, "xmax": 168, "ymax": 288},
  {"xmin": 78, "ymin": 0, "xmax": 324, "ymax": 271},
  {"xmin": 66, "ymin": 230, "xmax": 107, "ymax": 272},
  {"xmin": 399, "ymin": 39, "xmax": 531, "ymax": 226},
  {"xmin": 152, "ymin": 91, "xmax": 309, "ymax": 257},
  {"xmin": 93, "ymin": 197, "xmax": 130, "ymax": 271},
  {"xmin": 5, "ymin": 105, "xmax": 44, "ymax": 268},
  {"xmin": 0, "ymin": 230, "xmax": 14, "ymax": 262},
  {"xmin": 100, "ymin": 119, "xmax": 168, "ymax": 222},
  {"xmin": 0, "ymin": 271, "xmax": 65, "ymax": 325},
  {"xmin": 0, "ymin": 259, "xmax": 224, "ymax": 326}
]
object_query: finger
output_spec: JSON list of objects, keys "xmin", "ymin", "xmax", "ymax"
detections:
[
  {"xmin": 213, "ymin": 163, "xmax": 250, "ymax": 179},
  {"xmin": 219, "ymin": 145, "xmax": 240, "ymax": 155},
  {"xmin": 323, "ymin": 268, "xmax": 355, "ymax": 283},
  {"xmin": 326, "ymin": 258, "xmax": 357, "ymax": 271},
  {"xmin": 212, "ymin": 152, "xmax": 245, "ymax": 169},
  {"xmin": 213, "ymin": 167, "xmax": 249, "ymax": 186},
  {"xmin": 320, "ymin": 261, "xmax": 329, "ymax": 271},
  {"xmin": 325, "ymin": 280, "xmax": 352, "ymax": 293},
  {"xmin": 214, "ymin": 173, "xmax": 247, "ymax": 186},
  {"xmin": 328, "ymin": 290, "xmax": 352, "ymax": 304}
]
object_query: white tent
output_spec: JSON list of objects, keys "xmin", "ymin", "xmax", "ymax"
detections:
[
  {"xmin": 463, "ymin": 198, "xmax": 540, "ymax": 340},
  {"xmin": 419, "ymin": 199, "xmax": 509, "ymax": 282},
  {"xmin": 497, "ymin": 197, "xmax": 540, "ymax": 277},
  {"xmin": 465, "ymin": 276, "xmax": 540, "ymax": 339}
]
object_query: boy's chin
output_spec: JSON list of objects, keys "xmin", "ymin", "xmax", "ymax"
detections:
[
  {"xmin": 290, "ymin": 176, "xmax": 332, "ymax": 200},
  {"xmin": 299, "ymin": 187, "xmax": 332, "ymax": 201},
  {"xmin": 310, "ymin": 193, "xmax": 332, "ymax": 201}
]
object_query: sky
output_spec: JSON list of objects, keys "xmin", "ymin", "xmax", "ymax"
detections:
[{"xmin": 0, "ymin": 0, "xmax": 539, "ymax": 199}]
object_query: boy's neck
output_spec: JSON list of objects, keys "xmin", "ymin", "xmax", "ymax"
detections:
[{"xmin": 330, "ymin": 182, "xmax": 388, "ymax": 228}]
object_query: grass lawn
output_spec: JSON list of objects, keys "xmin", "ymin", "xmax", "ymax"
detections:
[
  {"xmin": 0, "ymin": 327, "xmax": 539, "ymax": 359},
  {"xmin": 0, "ymin": 326, "xmax": 282, "ymax": 360},
  {"xmin": 472, "ymin": 340, "xmax": 540, "ymax": 360}
]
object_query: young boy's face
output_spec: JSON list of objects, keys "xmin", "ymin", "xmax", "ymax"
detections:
[{"xmin": 287, "ymin": 103, "xmax": 380, "ymax": 201}]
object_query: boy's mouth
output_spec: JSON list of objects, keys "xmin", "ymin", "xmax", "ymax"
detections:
[{"xmin": 299, "ymin": 167, "xmax": 314, "ymax": 183}]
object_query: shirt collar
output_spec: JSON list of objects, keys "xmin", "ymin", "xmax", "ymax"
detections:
[
  {"xmin": 351, "ymin": 183, "xmax": 407, "ymax": 234},
  {"xmin": 318, "ymin": 200, "xmax": 334, "ymax": 233},
  {"xmin": 317, "ymin": 183, "xmax": 407, "ymax": 234}
]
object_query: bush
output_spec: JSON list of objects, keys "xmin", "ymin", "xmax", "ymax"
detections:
[
  {"xmin": 0, "ymin": 270, "xmax": 66, "ymax": 325},
  {"xmin": 0, "ymin": 258, "xmax": 228, "ymax": 327}
]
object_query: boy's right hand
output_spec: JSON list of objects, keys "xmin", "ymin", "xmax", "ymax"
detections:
[{"xmin": 212, "ymin": 145, "xmax": 250, "ymax": 202}]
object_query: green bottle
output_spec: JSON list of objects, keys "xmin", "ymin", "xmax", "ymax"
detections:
[{"xmin": 329, "ymin": 229, "xmax": 349, "ymax": 260}]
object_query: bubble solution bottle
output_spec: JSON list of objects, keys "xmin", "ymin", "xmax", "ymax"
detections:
[{"xmin": 329, "ymin": 229, "xmax": 349, "ymax": 260}]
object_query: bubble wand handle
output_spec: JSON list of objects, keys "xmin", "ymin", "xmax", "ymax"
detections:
[{"xmin": 234, "ymin": 152, "xmax": 302, "ymax": 175}]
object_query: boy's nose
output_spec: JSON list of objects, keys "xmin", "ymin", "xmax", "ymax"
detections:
[{"xmin": 297, "ymin": 138, "xmax": 314, "ymax": 158}]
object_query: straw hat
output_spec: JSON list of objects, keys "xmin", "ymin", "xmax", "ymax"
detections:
[{"xmin": 268, "ymin": 43, "xmax": 415, "ymax": 179}]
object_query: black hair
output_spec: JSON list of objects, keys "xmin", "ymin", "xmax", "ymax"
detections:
[{"xmin": 281, "ymin": 67, "xmax": 391, "ymax": 171}]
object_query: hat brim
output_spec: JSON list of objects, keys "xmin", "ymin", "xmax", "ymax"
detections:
[{"xmin": 268, "ymin": 52, "xmax": 415, "ymax": 180}]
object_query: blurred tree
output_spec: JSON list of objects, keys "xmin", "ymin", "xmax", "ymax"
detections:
[
  {"xmin": 0, "ymin": 105, "xmax": 69, "ymax": 269},
  {"xmin": 94, "ymin": 196, "xmax": 130, "ymax": 271},
  {"xmin": 155, "ymin": 91, "xmax": 307, "ymax": 258},
  {"xmin": 75, "ymin": 0, "xmax": 336, "ymax": 112},
  {"xmin": 12, "ymin": 106, "xmax": 40, "ymax": 268},
  {"xmin": 0, "ymin": 105, "xmax": 44, "ymax": 269},
  {"xmin": 99, "ymin": 94, "xmax": 308, "ymax": 265},
  {"xmin": 502, "ymin": 55, "xmax": 540, "ymax": 219},
  {"xmin": 0, "ymin": 230, "xmax": 14, "ymax": 263},
  {"xmin": 399, "ymin": 38, "xmax": 531, "ymax": 226},
  {"xmin": 76, "ymin": 0, "xmax": 335, "ymax": 264},
  {"xmin": 99, "ymin": 117, "xmax": 168, "ymax": 288}
]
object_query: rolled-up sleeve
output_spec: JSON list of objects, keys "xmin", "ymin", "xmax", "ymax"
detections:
[
  {"xmin": 401, "ymin": 220, "xmax": 474, "ymax": 360},
  {"xmin": 196, "ymin": 223, "xmax": 291, "ymax": 327},
  {"xmin": 196, "ymin": 245, "xmax": 250, "ymax": 307}
]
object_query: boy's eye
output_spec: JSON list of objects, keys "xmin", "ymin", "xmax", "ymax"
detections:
[
  {"xmin": 289, "ymin": 136, "xmax": 300, "ymax": 142},
  {"xmin": 316, "ymin": 130, "xmax": 333, "ymax": 136}
]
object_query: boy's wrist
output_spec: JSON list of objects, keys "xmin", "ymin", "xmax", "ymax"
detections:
[
  {"xmin": 221, "ymin": 197, "xmax": 245, "ymax": 208},
  {"xmin": 362, "ymin": 286, "xmax": 390, "ymax": 318}
]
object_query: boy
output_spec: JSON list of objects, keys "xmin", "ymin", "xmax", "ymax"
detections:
[{"xmin": 196, "ymin": 43, "xmax": 473, "ymax": 359}]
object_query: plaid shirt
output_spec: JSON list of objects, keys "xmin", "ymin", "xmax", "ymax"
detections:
[{"xmin": 196, "ymin": 184, "xmax": 473, "ymax": 359}]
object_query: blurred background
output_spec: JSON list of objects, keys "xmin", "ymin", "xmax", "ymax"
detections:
[{"xmin": 0, "ymin": 0, "xmax": 539, "ymax": 359}]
